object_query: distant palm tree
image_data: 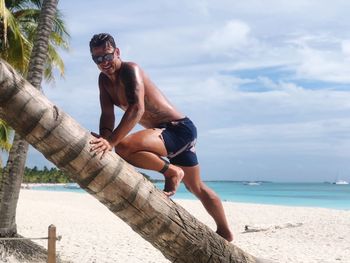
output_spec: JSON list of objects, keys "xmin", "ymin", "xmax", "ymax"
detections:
[{"xmin": 0, "ymin": 0, "xmax": 67, "ymax": 237}]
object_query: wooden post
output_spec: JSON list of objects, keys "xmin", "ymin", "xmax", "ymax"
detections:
[{"xmin": 47, "ymin": 224, "xmax": 56, "ymax": 263}]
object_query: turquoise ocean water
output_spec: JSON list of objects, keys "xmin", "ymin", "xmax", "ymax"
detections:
[{"xmin": 31, "ymin": 181, "xmax": 350, "ymax": 210}]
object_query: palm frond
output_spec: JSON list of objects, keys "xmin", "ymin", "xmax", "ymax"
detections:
[
  {"xmin": 1, "ymin": 0, "xmax": 70, "ymax": 81},
  {"xmin": 1, "ymin": 7, "xmax": 32, "ymax": 72},
  {"xmin": 0, "ymin": 119, "xmax": 12, "ymax": 152},
  {"xmin": 1, "ymin": 0, "xmax": 9, "ymax": 49}
]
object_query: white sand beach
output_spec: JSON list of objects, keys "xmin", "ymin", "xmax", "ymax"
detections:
[{"xmin": 5, "ymin": 189, "xmax": 350, "ymax": 263}]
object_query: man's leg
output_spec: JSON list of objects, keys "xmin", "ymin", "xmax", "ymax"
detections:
[
  {"xmin": 181, "ymin": 165, "xmax": 233, "ymax": 242},
  {"xmin": 115, "ymin": 128, "xmax": 184, "ymax": 196}
]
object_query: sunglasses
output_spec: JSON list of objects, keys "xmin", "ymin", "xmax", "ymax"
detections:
[{"xmin": 92, "ymin": 51, "xmax": 115, "ymax": 64}]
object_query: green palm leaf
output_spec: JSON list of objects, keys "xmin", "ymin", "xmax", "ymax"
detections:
[
  {"xmin": 1, "ymin": 0, "xmax": 70, "ymax": 78},
  {"xmin": 0, "ymin": 119, "xmax": 11, "ymax": 151}
]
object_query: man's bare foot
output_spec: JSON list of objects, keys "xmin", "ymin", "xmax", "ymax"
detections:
[
  {"xmin": 163, "ymin": 165, "xmax": 184, "ymax": 197},
  {"xmin": 216, "ymin": 228, "xmax": 234, "ymax": 242}
]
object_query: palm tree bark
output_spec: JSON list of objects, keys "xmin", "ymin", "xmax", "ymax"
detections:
[
  {"xmin": 0, "ymin": 133, "xmax": 28, "ymax": 235},
  {"xmin": 0, "ymin": 0, "xmax": 58, "ymax": 236},
  {"xmin": 0, "ymin": 60, "xmax": 270, "ymax": 263}
]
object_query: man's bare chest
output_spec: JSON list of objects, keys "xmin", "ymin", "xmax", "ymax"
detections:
[
  {"xmin": 106, "ymin": 83, "xmax": 129, "ymax": 109},
  {"xmin": 106, "ymin": 81, "xmax": 130, "ymax": 109}
]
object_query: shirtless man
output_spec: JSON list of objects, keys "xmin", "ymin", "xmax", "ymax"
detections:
[{"xmin": 89, "ymin": 33, "xmax": 233, "ymax": 241}]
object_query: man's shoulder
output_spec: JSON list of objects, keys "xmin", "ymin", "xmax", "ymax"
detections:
[
  {"xmin": 120, "ymin": 61, "xmax": 143, "ymax": 80},
  {"xmin": 98, "ymin": 72, "xmax": 110, "ymax": 89},
  {"xmin": 121, "ymin": 61, "xmax": 141, "ymax": 72}
]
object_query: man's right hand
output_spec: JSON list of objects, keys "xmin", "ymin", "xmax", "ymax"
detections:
[{"xmin": 89, "ymin": 133, "xmax": 113, "ymax": 159}]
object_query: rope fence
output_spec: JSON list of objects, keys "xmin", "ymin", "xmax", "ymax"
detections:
[{"xmin": 0, "ymin": 224, "xmax": 61, "ymax": 263}]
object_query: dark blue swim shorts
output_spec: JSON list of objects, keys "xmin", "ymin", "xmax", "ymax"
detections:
[{"xmin": 158, "ymin": 117, "xmax": 198, "ymax": 167}]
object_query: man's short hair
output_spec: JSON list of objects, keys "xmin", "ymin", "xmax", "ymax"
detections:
[{"xmin": 89, "ymin": 33, "xmax": 116, "ymax": 53}]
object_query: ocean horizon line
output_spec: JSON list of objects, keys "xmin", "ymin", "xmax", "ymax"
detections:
[{"xmin": 25, "ymin": 181, "xmax": 350, "ymax": 210}]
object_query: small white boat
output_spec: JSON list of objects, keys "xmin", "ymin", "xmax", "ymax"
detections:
[
  {"xmin": 64, "ymin": 183, "xmax": 81, "ymax": 189},
  {"xmin": 333, "ymin": 180, "xmax": 349, "ymax": 185},
  {"xmin": 243, "ymin": 181, "xmax": 262, "ymax": 186}
]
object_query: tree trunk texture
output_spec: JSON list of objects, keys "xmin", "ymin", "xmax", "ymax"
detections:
[
  {"xmin": 0, "ymin": 60, "xmax": 269, "ymax": 263},
  {"xmin": 0, "ymin": 0, "xmax": 58, "ymax": 237},
  {"xmin": 0, "ymin": 133, "xmax": 28, "ymax": 236}
]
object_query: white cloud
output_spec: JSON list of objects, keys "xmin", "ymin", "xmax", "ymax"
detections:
[
  {"xmin": 341, "ymin": 40, "xmax": 350, "ymax": 57},
  {"xmin": 209, "ymin": 118, "xmax": 350, "ymax": 141},
  {"xmin": 203, "ymin": 20, "xmax": 252, "ymax": 55},
  {"xmin": 296, "ymin": 45, "xmax": 350, "ymax": 83}
]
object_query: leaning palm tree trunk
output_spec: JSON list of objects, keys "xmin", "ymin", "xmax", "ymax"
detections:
[
  {"xmin": 0, "ymin": 60, "xmax": 269, "ymax": 263},
  {"xmin": 0, "ymin": 0, "xmax": 58, "ymax": 236}
]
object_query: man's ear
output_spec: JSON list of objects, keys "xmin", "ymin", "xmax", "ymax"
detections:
[{"xmin": 115, "ymin": 48, "xmax": 120, "ymax": 58}]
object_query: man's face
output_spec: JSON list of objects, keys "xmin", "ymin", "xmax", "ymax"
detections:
[{"xmin": 91, "ymin": 44, "xmax": 119, "ymax": 76}]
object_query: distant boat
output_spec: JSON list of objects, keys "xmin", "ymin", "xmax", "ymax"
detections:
[
  {"xmin": 243, "ymin": 181, "xmax": 262, "ymax": 186},
  {"xmin": 64, "ymin": 183, "xmax": 81, "ymax": 189},
  {"xmin": 333, "ymin": 180, "xmax": 349, "ymax": 185}
]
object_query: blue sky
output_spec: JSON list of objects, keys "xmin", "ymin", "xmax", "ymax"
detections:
[{"xmin": 6, "ymin": 0, "xmax": 350, "ymax": 182}]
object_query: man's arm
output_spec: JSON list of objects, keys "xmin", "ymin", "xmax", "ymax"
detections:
[
  {"xmin": 107, "ymin": 62, "xmax": 145, "ymax": 146},
  {"xmin": 90, "ymin": 63, "xmax": 145, "ymax": 158},
  {"xmin": 98, "ymin": 74, "xmax": 115, "ymax": 138}
]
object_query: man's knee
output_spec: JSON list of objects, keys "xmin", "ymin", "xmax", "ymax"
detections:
[
  {"xmin": 115, "ymin": 139, "xmax": 132, "ymax": 158},
  {"xmin": 187, "ymin": 183, "xmax": 217, "ymax": 200},
  {"xmin": 185, "ymin": 182, "xmax": 202, "ymax": 196}
]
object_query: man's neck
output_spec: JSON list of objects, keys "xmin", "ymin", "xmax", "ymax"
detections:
[{"xmin": 106, "ymin": 61, "xmax": 122, "ymax": 82}]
